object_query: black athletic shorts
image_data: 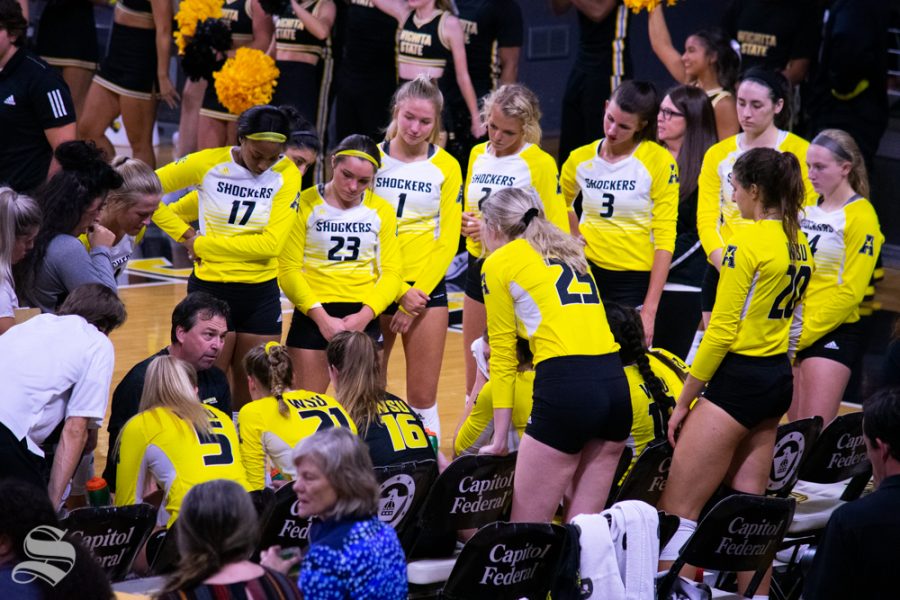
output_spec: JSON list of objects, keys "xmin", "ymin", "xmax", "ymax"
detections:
[
  {"xmin": 200, "ymin": 81, "xmax": 237, "ymax": 122},
  {"xmin": 588, "ymin": 262, "xmax": 650, "ymax": 308},
  {"xmin": 700, "ymin": 265, "xmax": 720, "ymax": 312},
  {"xmin": 286, "ymin": 302, "xmax": 383, "ymax": 350},
  {"xmin": 703, "ymin": 352, "xmax": 793, "ymax": 429},
  {"xmin": 36, "ymin": 1, "xmax": 99, "ymax": 69},
  {"xmin": 95, "ymin": 24, "xmax": 158, "ymax": 99},
  {"xmin": 464, "ymin": 252, "xmax": 485, "ymax": 303},
  {"xmin": 271, "ymin": 60, "xmax": 320, "ymax": 124},
  {"xmin": 383, "ymin": 280, "xmax": 448, "ymax": 315},
  {"xmin": 187, "ymin": 275, "xmax": 282, "ymax": 335},
  {"xmin": 527, "ymin": 353, "xmax": 632, "ymax": 454},
  {"xmin": 796, "ymin": 320, "xmax": 864, "ymax": 369}
]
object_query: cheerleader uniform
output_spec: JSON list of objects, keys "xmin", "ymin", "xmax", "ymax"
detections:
[
  {"xmin": 94, "ymin": 0, "xmax": 158, "ymax": 100},
  {"xmin": 201, "ymin": 0, "xmax": 255, "ymax": 121}
]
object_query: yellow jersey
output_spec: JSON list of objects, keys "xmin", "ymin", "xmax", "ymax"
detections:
[
  {"xmin": 697, "ymin": 131, "xmax": 816, "ymax": 259},
  {"xmin": 482, "ymin": 238, "xmax": 619, "ymax": 410},
  {"xmin": 692, "ymin": 220, "xmax": 814, "ymax": 382},
  {"xmin": 238, "ymin": 390, "xmax": 357, "ymax": 490},
  {"xmin": 797, "ymin": 196, "xmax": 883, "ymax": 351},
  {"xmin": 153, "ymin": 147, "xmax": 302, "ymax": 283},
  {"xmin": 464, "ymin": 141, "xmax": 569, "ymax": 257},
  {"xmin": 279, "ymin": 185, "xmax": 403, "ymax": 314},
  {"xmin": 115, "ymin": 405, "xmax": 249, "ymax": 527},
  {"xmin": 374, "ymin": 143, "xmax": 462, "ymax": 298},
  {"xmin": 561, "ymin": 140, "xmax": 678, "ymax": 271},
  {"xmin": 453, "ymin": 371, "xmax": 534, "ymax": 456}
]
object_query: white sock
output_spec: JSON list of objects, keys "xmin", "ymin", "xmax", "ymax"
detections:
[
  {"xmin": 752, "ymin": 596, "xmax": 768, "ymax": 600},
  {"xmin": 685, "ymin": 330, "xmax": 704, "ymax": 365},
  {"xmin": 416, "ymin": 404, "xmax": 441, "ymax": 439},
  {"xmin": 660, "ymin": 517, "xmax": 697, "ymax": 561}
]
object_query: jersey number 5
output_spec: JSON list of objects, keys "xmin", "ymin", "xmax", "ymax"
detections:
[
  {"xmin": 197, "ymin": 418, "xmax": 234, "ymax": 466},
  {"xmin": 551, "ymin": 259, "xmax": 600, "ymax": 305},
  {"xmin": 768, "ymin": 264, "xmax": 812, "ymax": 319}
]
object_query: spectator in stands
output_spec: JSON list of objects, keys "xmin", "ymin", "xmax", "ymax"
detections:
[
  {"xmin": 261, "ymin": 427, "xmax": 407, "ymax": 599},
  {"xmin": 804, "ymin": 387, "xmax": 900, "ymax": 599},
  {"xmin": 722, "ymin": 0, "xmax": 822, "ymax": 86},
  {"xmin": 157, "ymin": 479, "xmax": 301, "ymax": 599},
  {"xmin": 806, "ymin": 0, "xmax": 890, "ymax": 173},
  {"xmin": 103, "ymin": 292, "xmax": 231, "ymax": 491},
  {"xmin": 0, "ymin": 284, "xmax": 126, "ymax": 509},
  {"xmin": 0, "ymin": 187, "xmax": 40, "ymax": 335},
  {"xmin": 0, "ymin": 0, "xmax": 76, "ymax": 194},
  {"xmin": 15, "ymin": 141, "xmax": 123, "ymax": 313}
]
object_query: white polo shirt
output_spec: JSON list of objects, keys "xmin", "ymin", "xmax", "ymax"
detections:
[{"xmin": 0, "ymin": 314, "xmax": 114, "ymax": 455}]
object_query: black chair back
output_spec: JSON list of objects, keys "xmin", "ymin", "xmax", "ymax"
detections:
[
  {"xmin": 375, "ymin": 459, "xmax": 438, "ymax": 555},
  {"xmin": 147, "ymin": 527, "xmax": 178, "ymax": 576},
  {"xmin": 408, "ymin": 453, "xmax": 517, "ymax": 559},
  {"xmin": 798, "ymin": 412, "xmax": 870, "ymax": 485},
  {"xmin": 256, "ymin": 484, "xmax": 313, "ymax": 554},
  {"xmin": 657, "ymin": 494, "xmax": 796, "ymax": 598},
  {"xmin": 767, "ymin": 416, "xmax": 823, "ymax": 497},
  {"xmin": 613, "ymin": 438, "xmax": 673, "ymax": 506},
  {"xmin": 441, "ymin": 522, "xmax": 565, "ymax": 600},
  {"xmin": 62, "ymin": 503, "xmax": 157, "ymax": 582}
]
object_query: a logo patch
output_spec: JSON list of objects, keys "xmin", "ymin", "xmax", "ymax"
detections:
[{"xmin": 722, "ymin": 245, "xmax": 738, "ymax": 269}]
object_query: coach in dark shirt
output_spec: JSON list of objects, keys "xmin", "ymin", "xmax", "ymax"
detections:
[
  {"xmin": 0, "ymin": 0, "xmax": 76, "ymax": 193},
  {"xmin": 103, "ymin": 292, "xmax": 232, "ymax": 490},
  {"xmin": 804, "ymin": 387, "xmax": 900, "ymax": 600}
]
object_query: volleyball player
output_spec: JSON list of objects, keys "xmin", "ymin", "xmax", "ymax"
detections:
[
  {"xmin": 78, "ymin": 157, "xmax": 161, "ymax": 279},
  {"xmin": 239, "ymin": 342, "xmax": 355, "ymax": 490},
  {"xmin": 479, "ymin": 187, "xmax": 631, "ymax": 522},
  {"xmin": 658, "ymin": 148, "xmax": 812, "ymax": 597},
  {"xmin": 198, "ymin": 0, "xmax": 273, "ymax": 149},
  {"xmin": 270, "ymin": 0, "xmax": 335, "ymax": 148},
  {"xmin": 78, "ymin": 0, "xmax": 178, "ymax": 166},
  {"xmin": 370, "ymin": 0, "xmax": 484, "ymax": 139},
  {"xmin": 279, "ymin": 135, "xmax": 402, "ymax": 393},
  {"xmin": 153, "ymin": 105, "xmax": 302, "ymax": 409},
  {"xmin": 461, "ymin": 84, "xmax": 569, "ymax": 395},
  {"xmin": 561, "ymin": 81, "xmax": 678, "ymax": 344},
  {"xmin": 374, "ymin": 76, "xmax": 462, "ymax": 438},
  {"xmin": 281, "ymin": 107, "xmax": 322, "ymax": 176},
  {"xmin": 0, "ymin": 188, "xmax": 40, "ymax": 335},
  {"xmin": 647, "ymin": 4, "xmax": 739, "ymax": 139},
  {"xmin": 697, "ymin": 68, "xmax": 816, "ymax": 326},
  {"xmin": 654, "ymin": 86, "xmax": 718, "ymax": 358},
  {"xmin": 116, "ymin": 356, "xmax": 249, "ymax": 527},
  {"xmin": 790, "ymin": 130, "xmax": 883, "ymax": 423}
]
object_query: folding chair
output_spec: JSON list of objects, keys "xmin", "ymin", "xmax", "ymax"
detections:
[
  {"xmin": 657, "ymin": 494, "xmax": 796, "ymax": 598},
  {"xmin": 603, "ymin": 445, "xmax": 634, "ymax": 507},
  {"xmin": 62, "ymin": 503, "xmax": 157, "ymax": 582},
  {"xmin": 374, "ymin": 458, "xmax": 438, "ymax": 555},
  {"xmin": 767, "ymin": 416, "xmax": 823, "ymax": 498},
  {"xmin": 416, "ymin": 522, "xmax": 566, "ymax": 600},
  {"xmin": 610, "ymin": 438, "xmax": 673, "ymax": 507},
  {"xmin": 256, "ymin": 483, "xmax": 313, "ymax": 554}
]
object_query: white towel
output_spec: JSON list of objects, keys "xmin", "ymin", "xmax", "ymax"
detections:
[
  {"xmin": 604, "ymin": 500, "xmax": 659, "ymax": 600},
  {"xmin": 571, "ymin": 513, "xmax": 625, "ymax": 600}
]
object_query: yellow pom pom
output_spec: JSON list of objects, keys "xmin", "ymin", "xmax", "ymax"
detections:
[
  {"xmin": 622, "ymin": 0, "xmax": 678, "ymax": 14},
  {"xmin": 214, "ymin": 48, "xmax": 281, "ymax": 115},
  {"xmin": 173, "ymin": 0, "xmax": 225, "ymax": 55}
]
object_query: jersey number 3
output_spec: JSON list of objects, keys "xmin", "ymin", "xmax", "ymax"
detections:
[
  {"xmin": 768, "ymin": 264, "xmax": 812, "ymax": 319},
  {"xmin": 551, "ymin": 259, "xmax": 600, "ymax": 305}
]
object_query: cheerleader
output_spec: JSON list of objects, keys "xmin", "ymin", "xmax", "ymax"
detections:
[
  {"xmin": 153, "ymin": 105, "xmax": 302, "ymax": 409},
  {"xmin": 78, "ymin": 0, "xmax": 179, "ymax": 166},
  {"xmin": 116, "ymin": 356, "xmax": 249, "ymax": 527},
  {"xmin": 647, "ymin": 4, "xmax": 739, "ymax": 139},
  {"xmin": 791, "ymin": 130, "xmax": 883, "ymax": 423},
  {"xmin": 479, "ymin": 187, "xmax": 631, "ymax": 522},
  {"xmin": 238, "ymin": 341, "xmax": 355, "ymax": 490},
  {"xmin": 374, "ymin": 76, "xmax": 462, "ymax": 437},
  {"xmin": 658, "ymin": 149, "xmax": 812, "ymax": 598},
  {"xmin": 278, "ymin": 135, "xmax": 402, "ymax": 393},
  {"xmin": 561, "ymin": 80, "xmax": 678, "ymax": 344},
  {"xmin": 461, "ymin": 83, "xmax": 569, "ymax": 395},
  {"xmin": 370, "ymin": 0, "xmax": 485, "ymax": 139},
  {"xmin": 697, "ymin": 68, "xmax": 817, "ymax": 325}
]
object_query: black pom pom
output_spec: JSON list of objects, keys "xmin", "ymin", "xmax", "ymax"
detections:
[
  {"xmin": 194, "ymin": 18, "xmax": 233, "ymax": 52},
  {"xmin": 259, "ymin": 0, "xmax": 290, "ymax": 16},
  {"xmin": 181, "ymin": 19, "xmax": 232, "ymax": 82}
]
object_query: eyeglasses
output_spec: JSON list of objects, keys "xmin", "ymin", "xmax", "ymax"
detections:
[{"xmin": 659, "ymin": 107, "xmax": 685, "ymax": 120}]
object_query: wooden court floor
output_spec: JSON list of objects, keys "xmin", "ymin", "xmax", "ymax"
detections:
[{"xmin": 95, "ymin": 282, "xmax": 469, "ymax": 477}]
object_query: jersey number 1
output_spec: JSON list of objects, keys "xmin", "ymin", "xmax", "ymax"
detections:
[
  {"xmin": 768, "ymin": 264, "xmax": 812, "ymax": 319},
  {"xmin": 551, "ymin": 259, "xmax": 600, "ymax": 305}
]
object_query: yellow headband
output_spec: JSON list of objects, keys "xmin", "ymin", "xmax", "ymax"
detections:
[
  {"xmin": 335, "ymin": 149, "xmax": 379, "ymax": 169},
  {"xmin": 245, "ymin": 132, "xmax": 287, "ymax": 143},
  {"xmin": 265, "ymin": 341, "xmax": 281, "ymax": 355}
]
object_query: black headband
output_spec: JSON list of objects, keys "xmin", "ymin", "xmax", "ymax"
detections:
[
  {"xmin": 811, "ymin": 133, "xmax": 853, "ymax": 162},
  {"xmin": 522, "ymin": 207, "xmax": 539, "ymax": 227},
  {"xmin": 741, "ymin": 69, "xmax": 786, "ymax": 101}
]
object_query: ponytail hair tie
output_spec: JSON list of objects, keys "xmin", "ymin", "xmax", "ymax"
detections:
[
  {"xmin": 265, "ymin": 341, "xmax": 281, "ymax": 355},
  {"xmin": 522, "ymin": 207, "xmax": 539, "ymax": 227}
]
